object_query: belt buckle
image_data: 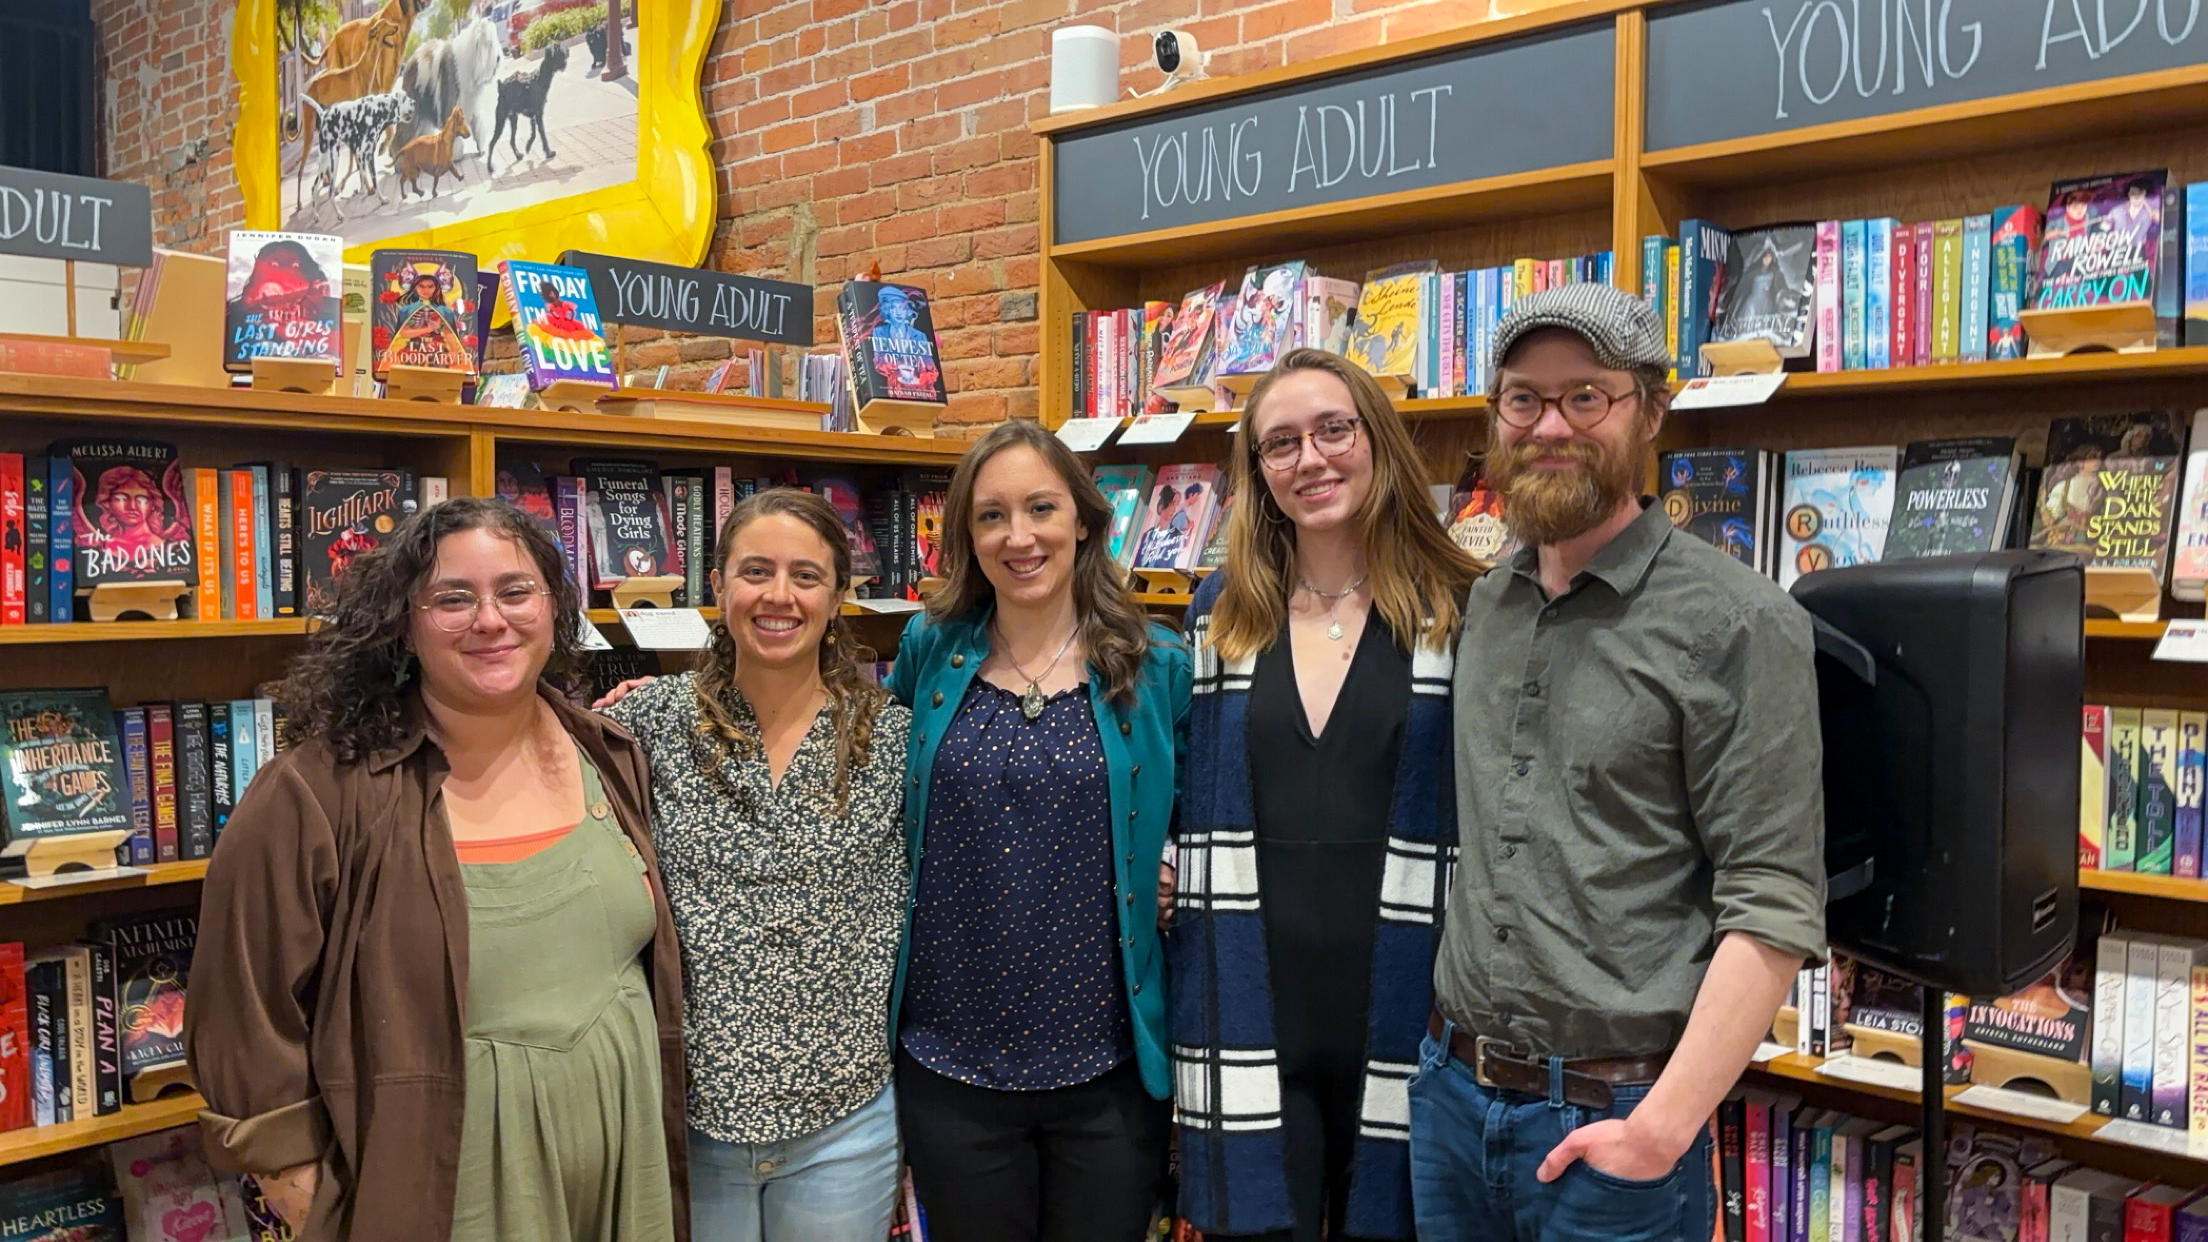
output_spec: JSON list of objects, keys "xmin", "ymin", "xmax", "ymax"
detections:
[{"xmin": 1472, "ymin": 1036, "xmax": 1516, "ymax": 1089}]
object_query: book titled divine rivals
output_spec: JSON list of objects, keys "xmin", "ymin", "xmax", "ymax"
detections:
[
  {"xmin": 54, "ymin": 440, "xmax": 196, "ymax": 592},
  {"xmin": 0, "ymin": 688, "xmax": 132, "ymax": 860}
]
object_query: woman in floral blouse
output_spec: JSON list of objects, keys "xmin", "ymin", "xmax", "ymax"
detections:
[{"xmin": 602, "ymin": 487, "xmax": 910, "ymax": 1242}]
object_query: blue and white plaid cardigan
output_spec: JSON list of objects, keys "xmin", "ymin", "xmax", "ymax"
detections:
[{"xmin": 1169, "ymin": 572, "xmax": 1458, "ymax": 1240}]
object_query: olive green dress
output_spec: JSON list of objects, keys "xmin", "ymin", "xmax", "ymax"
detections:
[{"xmin": 447, "ymin": 754, "xmax": 673, "ymax": 1242}]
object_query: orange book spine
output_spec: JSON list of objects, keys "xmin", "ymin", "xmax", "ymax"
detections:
[
  {"xmin": 228, "ymin": 468, "xmax": 258, "ymax": 620},
  {"xmin": 193, "ymin": 468, "xmax": 221, "ymax": 621}
]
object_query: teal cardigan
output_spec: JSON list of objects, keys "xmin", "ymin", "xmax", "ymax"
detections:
[{"xmin": 883, "ymin": 607, "xmax": 1189, "ymax": 1100}]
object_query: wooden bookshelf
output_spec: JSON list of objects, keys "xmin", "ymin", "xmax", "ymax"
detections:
[
  {"xmin": 0, "ymin": 861, "xmax": 210, "ymax": 907},
  {"xmin": 2081, "ymin": 869, "xmax": 2208, "ymax": 904},
  {"xmin": 0, "ymin": 1093, "xmax": 206, "ymax": 1167},
  {"xmin": 0, "ymin": 619, "xmax": 310, "ymax": 646}
]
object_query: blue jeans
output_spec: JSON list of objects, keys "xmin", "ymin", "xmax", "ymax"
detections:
[
  {"xmin": 1407, "ymin": 1028, "xmax": 1715, "ymax": 1242},
  {"xmin": 689, "ymin": 1082, "xmax": 902, "ymax": 1242}
]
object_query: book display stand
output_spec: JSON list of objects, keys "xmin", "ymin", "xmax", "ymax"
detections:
[
  {"xmin": 1845, "ymin": 1024, "xmax": 1923, "ymax": 1067},
  {"xmin": 1153, "ymin": 381, "xmax": 1224, "ymax": 413},
  {"xmin": 1131, "ymin": 567, "xmax": 1196, "ymax": 598},
  {"xmin": 1699, "ymin": 338, "xmax": 1785, "ymax": 376},
  {"xmin": 8, "ymin": 830, "xmax": 138, "ymax": 882},
  {"xmin": 248, "ymin": 356, "xmax": 337, "ymax": 395},
  {"xmin": 535, "ymin": 378, "xmax": 615, "ymax": 413},
  {"xmin": 1963, "ymin": 1041, "xmax": 2092, "ymax": 1106},
  {"xmin": 2086, "ymin": 564, "xmax": 2165, "ymax": 624},
  {"xmin": 2018, "ymin": 303, "xmax": 2159, "ymax": 360},
  {"xmin": 383, "ymin": 364, "xmax": 471, "ymax": 404},
  {"xmin": 608, "ymin": 574, "xmax": 684, "ymax": 610},
  {"xmin": 86, "ymin": 580, "xmax": 190, "ymax": 623}
]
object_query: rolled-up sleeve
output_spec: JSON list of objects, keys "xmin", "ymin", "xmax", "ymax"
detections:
[
  {"xmin": 1681, "ymin": 599, "xmax": 1828, "ymax": 965},
  {"xmin": 186, "ymin": 757, "xmax": 337, "ymax": 1175}
]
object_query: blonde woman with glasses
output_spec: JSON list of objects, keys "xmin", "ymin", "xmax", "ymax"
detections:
[{"xmin": 1171, "ymin": 349, "xmax": 1480, "ymax": 1242}]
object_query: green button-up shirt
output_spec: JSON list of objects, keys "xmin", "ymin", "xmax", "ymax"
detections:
[{"xmin": 1435, "ymin": 499, "xmax": 1827, "ymax": 1060}]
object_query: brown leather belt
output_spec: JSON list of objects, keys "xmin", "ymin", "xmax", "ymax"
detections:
[{"xmin": 1427, "ymin": 1009, "xmax": 1669, "ymax": 1110}]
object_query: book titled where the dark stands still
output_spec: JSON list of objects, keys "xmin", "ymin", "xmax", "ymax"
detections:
[
  {"xmin": 54, "ymin": 440, "xmax": 196, "ymax": 594},
  {"xmin": 300, "ymin": 469, "xmax": 415, "ymax": 617},
  {"xmin": 835, "ymin": 279, "xmax": 947, "ymax": 418},
  {"xmin": 573, "ymin": 459, "xmax": 672, "ymax": 590},
  {"xmin": 91, "ymin": 911, "xmax": 197, "ymax": 1105},
  {"xmin": 0, "ymin": 688, "xmax": 132, "ymax": 871}
]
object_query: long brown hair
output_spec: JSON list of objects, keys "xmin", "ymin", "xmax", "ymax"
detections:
[
  {"xmin": 692, "ymin": 488, "xmax": 886, "ymax": 811},
  {"xmin": 279, "ymin": 497, "xmax": 588, "ymax": 762},
  {"xmin": 925, "ymin": 419, "xmax": 1153, "ymax": 704},
  {"xmin": 1209, "ymin": 348, "xmax": 1481, "ymax": 661}
]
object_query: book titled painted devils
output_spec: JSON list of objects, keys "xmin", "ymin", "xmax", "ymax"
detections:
[
  {"xmin": 1881, "ymin": 437, "xmax": 2021, "ymax": 561},
  {"xmin": 0, "ymin": 689, "xmax": 131, "ymax": 858},
  {"xmin": 1712, "ymin": 223, "xmax": 1817, "ymax": 358},
  {"xmin": 2031, "ymin": 412, "xmax": 2186, "ymax": 579},
  {"xmin": 222, "ymin": 230, "xmax": 343, "ymax": 373},
  {"xmin": 836, "ymin": 280, "xmax": 946, "ymax": 408},
  {"xmin": 300, "ymin": 469, "xmax": 412, "ymax": 617},
  {"xmin": 499, "ymin": 260, "xmax": 615, "ymax": 389},
  {"xmin": 2035, "ymin": 170, "xmax": 2168, "ymax": 310},
  {"xmin": 93, "ymin": 912, "xmax": 196, "ymax": 1105},
  {"xmin": 370, "ymin": 249, "xmax": 479, "ymax": 377},
  {"xmin": 54, "ymin": 440, "xmax": 194, "ymax": 591},
  {"xmin": 573, "ymin": 459, "xmax": 672, "ymax": 588}
]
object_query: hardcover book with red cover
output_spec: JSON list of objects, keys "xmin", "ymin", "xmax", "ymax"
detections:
[{"xmin": 0, "ymin": 941, "xmax": 27, "ymax": 1131}]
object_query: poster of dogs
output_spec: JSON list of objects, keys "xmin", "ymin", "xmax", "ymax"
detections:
[{"xmin": 253, "ymin": 0, "xmax": 656, "ymax": 251}]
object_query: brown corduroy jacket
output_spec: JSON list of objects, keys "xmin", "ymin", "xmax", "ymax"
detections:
[{"xmin": 184, "ymin": 689, "xmax": 690, "ymax": 1242}]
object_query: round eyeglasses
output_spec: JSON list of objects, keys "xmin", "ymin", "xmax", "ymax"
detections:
[
  {"xmin": 1491, "ymin": 383, "xmax": 1639, "ymax": 430},
  {"xmin": 416, "ymin": 583, "xmax": 553, "ymax": 632},
  {"xmin": 1255, "ymin": 416, "xmax": 1363, "ymax": 470}
]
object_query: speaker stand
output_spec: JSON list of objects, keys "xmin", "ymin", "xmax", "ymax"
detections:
[{"xmin": 1919, "ymin": 985, "xmax": 1949, "ymax": 1242}]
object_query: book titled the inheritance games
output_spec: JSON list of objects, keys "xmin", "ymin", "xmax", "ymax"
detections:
[
  {"xmin": 499, "ymin": 259, "xmax": 615, "ymax": 390},
  {"xmin": 371, "ymin": 248, "xmax": 480, "ymax": 377},
  {"xmin": 574, "ymin": 459, "xmax": 673, "ymax": 589},
  {"xmin": 0, "ymin": 688, "xmax": 132, "ymax": 863},
  {"xmin": 54, "ymin": 439, "xmax": 195, "ymax": 593},
  {"xmin": 300, "ymin": 469, "xmax": 414, "ymax": 617},
  {"xmin": 223, "ymin": 229, "xmax": 343, "ymax": 373},
  {"xmin": 836, "ymin": 279, "xmax": 946, "ymax": 416}
]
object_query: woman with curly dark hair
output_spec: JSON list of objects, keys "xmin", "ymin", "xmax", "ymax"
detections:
[
  {"xmin": 598, "ymin": 488, "xmax": 910, "ymax": 1242},
  {"xmin": 184, "ymin": 496, "xmax": 691, "ymax": 1242}
]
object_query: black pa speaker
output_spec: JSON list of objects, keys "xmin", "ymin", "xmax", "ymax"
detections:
[{"xmin": 1792, "ymin": 550, "xmax": 2083, "ymax": 998}]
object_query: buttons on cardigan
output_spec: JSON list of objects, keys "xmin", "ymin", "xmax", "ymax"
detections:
[
  {"xmin": 932, "ymin": 691, "xmax": 944, "ymax": 707},
  {"xmin": 1502, "ymin": 844, "xmax": 1518, "ymax": 859},
  {"xmin": 1131, "ymin": 765, "xmax": 1141, "ymax": 778},
  {"xmin": 1120, "ymin": 721, "xmax": 1132, "ymax": 735},
  {"xmin": 589, "ymin": 801, "xmax": 610, "ymax": 820},
  {"xmin": 1128, "ymin": 810, "xmax": 1138, "ymax": 822},
  {"xmin": 1511, "ymin": 760, "xmax": 1530, "ymax": 777},
  {"xmin": 1125, "ymin": 892, "xmax": 1135, "ymax": 906},
  {"xmin": 952, "ymin": 654, "xmax": 966, "ymax": 668},
  {"xmin": 1133, "ymin": 982, "xmax": 1143, "ymax": 995}
]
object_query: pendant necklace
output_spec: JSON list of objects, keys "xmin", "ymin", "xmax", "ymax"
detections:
[
  {"xmin": 996, "ymin": 623, "xmax": 1080, "ymax": 720},
  {"xmin": 1299, "ymin": 571, "xmax": 1369, "ymax": 642}
]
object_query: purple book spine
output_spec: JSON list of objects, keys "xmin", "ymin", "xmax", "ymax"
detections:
[
  {"xmin": 2177, "ymin": 1205, "xmax": 2208, "ymax": 1242},
  {"xmin": 1791, "ymin": 1124, "xmax": 1813, "ymax": 1242},
  {"xmin": 551, "ymin": 477, "xmax": 588, "ymax": 600}
]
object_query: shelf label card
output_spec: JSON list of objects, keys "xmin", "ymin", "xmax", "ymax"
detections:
[
  {"xmin": 578, "ymin": 609, "xmax": 614, "ymax": 651},
  {"xmin": 1055, "ymin": 417, "xmax": 1121, "ymax": 452},
  {"xmin": 1119, "ymin": 412, "xmax": 1196, "ymax": 445},
  {"xmin": 2153, "ymin": 620, "xmax": 2208, "ymax": 663},
  {"xmin": 2097, "ymin": 1118, "xmax": 2208, "ymax": 1157},
  {"xmin": 1813, "ymin": 1055, "xmax": 1922, "ymax": 1093},
  {"xmin": 1750, "ymin": 1040, "xmax": 1792, "ymax": 1065},
  {"xmin": 619, "ymin": 608, "xmax": 713, "ymax": 650},
  {"xmin": 1670, "ymin": 372, "xmax": 1788, "ymax": 410},
  {"xmin": 1953, "ymin": 1084, "xmax": 2088, "ymax": 1125}
]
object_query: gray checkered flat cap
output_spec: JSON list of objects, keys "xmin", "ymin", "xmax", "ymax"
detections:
[{"xmin": 1491, "ymin": 283, "xmax": 1671, "ymax": 376}]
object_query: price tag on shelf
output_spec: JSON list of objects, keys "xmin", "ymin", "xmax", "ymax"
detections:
[
  {"xmin": 2152, "ymin": 619, "xmax": 2208, "ymax": 663},
  {"xmin": 578, "ymin": 609, "xmax": 614, "ymax": 651},
  {"xmin": 1813, "ymin": 1055, "xmax": 1922, "ymax": 1093},
  {"xmin": 847, "ymin": 598, "xmax": 924, "ymax": 615},
  {"xmin": 2096, "ymin": 1118, "xmax": 2208, "ymax": 1157},
  {"xmin": 1749, "ymin": 1040, "xmax": 1792, "ymax": 1065},
  {"xmin": 7, "ymin": 866, "xmax": 148, "ymax": 892},
  {"xmin": 619, "ymin": 608, "xmax": 714, "ymax": 651},
  {"xmin": 1054, "ymin": 417, "xmax": 1121, "ymax": 453},
  {"xmin": 1669, "ymin": 372, "xmax": 1789, "ymax": 410},
  {"xmin": 1118, "ymin": 412, "xmax": 1197, "ymax": 445},
  {"xmin": 1953, "ymin": 1084, "xmax": 2088, "ymax": 1125}
]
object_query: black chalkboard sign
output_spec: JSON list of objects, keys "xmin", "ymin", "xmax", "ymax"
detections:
[
  {"xmin": 0, "ymin": 166, "xmax": 152, "ymax": 267},
  {"xmin": 1050, "ymin": 20, "xmax": 1614, "ymax": 248},
  {"xmin": 1647, "ymin": 0, "xmax": 2208, "ymax": 152},
  {"xmin": 559, "ymin": 250, "xmax": 813, "ymax": 346}
]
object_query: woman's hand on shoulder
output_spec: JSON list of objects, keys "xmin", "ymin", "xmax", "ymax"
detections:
[{"xmin": 593, "ymin": 676, "xmax": 657, "ymax": 710}]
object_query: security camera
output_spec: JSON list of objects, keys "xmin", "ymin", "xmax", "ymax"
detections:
[{"xmin": 1145, "ymin": 28, "xmax": 1208, "ymax": 95}]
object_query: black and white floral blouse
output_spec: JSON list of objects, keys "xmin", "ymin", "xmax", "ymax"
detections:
[{"xmin": 603, "ymin": 672, "xmax": 910, "ymax": 1144}]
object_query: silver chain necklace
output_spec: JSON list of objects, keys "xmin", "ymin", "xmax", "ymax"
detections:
[
  {"xmin": 995, "ymin": 623, "xmax": 1080, "ymax": 720},
  {"xmin": 1299, "ymin": 572, "xmax": 1368, "ymax": 641}
]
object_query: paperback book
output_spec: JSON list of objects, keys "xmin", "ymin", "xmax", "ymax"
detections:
[
  {"xmin": 1777, "ymin": 446, "xmax": 1897, "ymax": 587},
  {"xmin": 222, "ymin": 230, "xmax": 342, "ymax": 373},
  {"xmin": 835, "ymin": 280, "xmax": 947, "ymax": 413},
  {"xmin": 94, "ymin": 912, "xmax": 197, "ymax": 1105},
  {"xmin": 1711, "ymin": 224, "xmax": 1816, "ymax": 358},
  {"xmin": 573, "ymin": 459, "xmax": 674, "ymax": 589},
  {"xmin": 370, "ymin": 249, "xmax": 479, "ymax": 377},
  {"xmin": 1657, "ymin": 448, "xmax": 1775, "ymax": 573},
  {"xmin": 1150, "ymin": 283, "xmax": 1225, "ymax": 397},
  {"xmin": 1881, "ymin": 437, "xmax": 2023, "ymax": 560},
  {"xmin": 2035, "ymin": 170, "xmax": 2167, "ymax": 310},
  {"xmin": 1213, "ymin": 261, "xmax": 1305, "ymax": 377},
  {"xmin": 2031, "ymin": 412, "xmax": 2185, "ymax": 582},
  {"xmin": 498, "ymin": 260, "xmax": 615, "ymax": 389}
]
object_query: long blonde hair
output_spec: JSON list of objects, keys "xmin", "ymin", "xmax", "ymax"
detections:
[
  {"xmin": 926, "ymin": 419, "xmax": 1154, "ymax": 704},
  {"xmin": 693, "ymin": 488, "xmax": 885, "ymax": 811},
  {"xmin": 1209, "ymin": 348, "xmax": 1481, "ymax": 661}
]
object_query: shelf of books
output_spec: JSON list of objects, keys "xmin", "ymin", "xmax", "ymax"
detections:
[{"xmin": 0, "ymin": 862, "xmax": 210, "ymax": 909}]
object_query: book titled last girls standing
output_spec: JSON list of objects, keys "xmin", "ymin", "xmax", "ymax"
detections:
[{"xmin": 498, "ymin": 260, "xmax": 615, "ymax": 390}]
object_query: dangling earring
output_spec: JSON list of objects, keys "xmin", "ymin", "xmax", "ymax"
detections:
[
  {"xmin": 825, "ymin": 629, "xmax": 837, "ymax": 646},
  {"xmin": 394, "ymin": 650, "xmax": 416, "ymax": 686}
]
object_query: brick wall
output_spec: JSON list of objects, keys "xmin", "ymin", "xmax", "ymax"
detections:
[{"xmin": 97, "ymin": 0, "xmax": 1581, "ymax": 429}]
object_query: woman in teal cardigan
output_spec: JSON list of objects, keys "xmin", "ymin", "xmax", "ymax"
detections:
[{"xmin": 884, "ymin": 418, "xmax": 1188, "ymax": 1242}]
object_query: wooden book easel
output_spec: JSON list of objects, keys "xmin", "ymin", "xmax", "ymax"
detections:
[
  {"xmin": 383, "ymin": 364, "xmax": 472, "ymax": 403},
  {"xmin": 1154, "ymin": 382, "xmax": 1225, "ymax": 414},
  {"xmin": 2018, "ymin": 302, "xmax": 2158, "ymax": 359},
  {"xmin": 7, "ymin": 830, "xmax": 133, "ymax": 881},
  {"xmin": 609, "ymin": 575, "xmax": 684, "ymax": 609},
  {"xmin": 1699, "ymin": 338, "xmax": 1785, "ymax": 376},
  {"xmin": 1132, "ymin": 567, "xmax": 1197, "ymax": 598},
  {"xmin": 249, "ymin": 356, "xmax": 338, "ymax": 394},
  {"xmin": 2085, "ymin": 564, "xmax": 2164, "ymax": 623},
  {"xmin": 86, "ymin": 580, "xmax": 190, "ymax": 622},
  {"xmin": 536, "ymin": 378, "xmax": 615, "ymax": 413},
  {"xmin": 0, "ymin": 258, "xmax": 171, "ymax": 372},
  {"xmin": 1962, "ymin": 1040, "xmax": 2091, "ymax": 1106}
]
